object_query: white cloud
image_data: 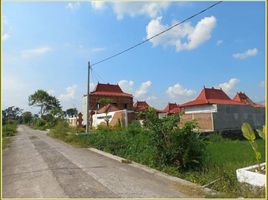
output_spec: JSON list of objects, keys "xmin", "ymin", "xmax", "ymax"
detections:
[
  {"xmin": 91, "ymin": 1, "xmax": 106, "ymax": 10},
  {"xmin": 2, "ymin": 16, "xmax": 11, "ymax": 42},
  {"xmin": 216, "ymin": 78, "xmax": 240, "ymax": 94},
  {"xmin": 166, "ymin": 83, "xmax": 195, "ymax": 98},
  {"xmin": 118, "ymin": 80, "xmax": 134, "ymax": 93},
  {"xmin": 2, "ymin": 33, "xmax": 10, "ymax": 41},
  {"xmin": 216, "ymin": 40, "xmax": 223, "ymax": 46},
  {"xmin": 59, "ymin": 84, "xmax": 77, "ymax": 102},
  {"xmin": 112, "ymin": 2, "xmax": 170, "ymax": 20},
  {"xmin": 21, "ymin": 46, "xmax": 52, "ymax": 59},
  {"xmin": 146, "ymin": 16, "xmax": 216, "ymax": 51},
  {"xmin": 66, "ymin": 2, "xmax": 80, "ymax": 11},
  {"xmin": 90, "ymin": 82, "xmax": 96, "ymax": 92},
  {"xmin": 233, "ymin": 48, "xmax": 258, "ymax": 60},
  {"xmin": 135, "ymin": 81, "xmax": 152, "ymax": 97}
]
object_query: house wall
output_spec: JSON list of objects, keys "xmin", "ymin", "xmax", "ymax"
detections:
[
  {"xmin": 213, "ymin": 104, "xmax": 265, "ymax": 131},
  {"xmin": 82, "ymin": 95, "xmax": 133, "ymax": 125},
  {"xmin": 66, "ymin": 117, "xmax": 77, "ymax": 127},
  {"xmin": 184, "ymin": 104, "xmax": 217, "ymax": 114},
  {"xmin": 92, "ymin": 110, "xmax": 134, "ymax": 128},
  {"xmin": 179, "ymin": 113, "xmax": 213, "ymax": 132}
]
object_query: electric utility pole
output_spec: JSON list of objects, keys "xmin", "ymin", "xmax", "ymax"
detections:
[{"xmin": 86, "ymin": 61, "xmax": 90, "ymax": 133}]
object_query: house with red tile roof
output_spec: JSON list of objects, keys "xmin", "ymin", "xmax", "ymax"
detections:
[
  {"xmin": 233, "ymin": 92, "xmax": 264, "ymax": 108},
  {"xmin": 82, "ymin": 83, "xmax": 134, "ymax": 126},
  {"xmin": 133, "ymin": 101, "xmax": 150, "ymax": 112},
  {"xmin": 97, "ymin": 104, "xmax": 120, "ymax": 114},
  {"xmin": 180, "ymin": 87, "xmax": 265, "ymax": 132}
]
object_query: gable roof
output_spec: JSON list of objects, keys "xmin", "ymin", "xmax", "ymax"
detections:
[
  {"xmin": 97, "ymin": 104, "xmax": 119, "ymax": 114},
  {"xmin": 233, "ymin": 92, "xmax": 265, "ymax": 108},
  {"xmin": 90, "ymin": 83, "xmax": 132, "ymax": 97},
  {"xmin": 181, "ymin": 87, "xmax": 244, "ymax": 107},
  {"xmin": 162, "ymin": 103, "xmax": 181, "ymax": 113},
  {"xmin": 133, "ymin": 101, "xmax": 150, "ymax": 112}
]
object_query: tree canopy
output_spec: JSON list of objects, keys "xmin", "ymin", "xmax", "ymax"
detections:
[
  {"xmin": 65, "ymin": 108, "xmax": 78, "ymax": 117},
  {"xmin": 2, "ymin": 106, "xmax": 23, "ymax": 124},
  {"xmin": 28, "ymin": 90, "xmax": 61, "ymax": 116}
]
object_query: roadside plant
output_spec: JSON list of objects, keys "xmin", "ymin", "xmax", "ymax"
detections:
[
  {"xmin": 141, "ymin": 108, "xmax": 206, "ymax": 170},
  {"xmin": 241, "ymin": 122, "xmax": 263, "ymax": 171},
  {"xmin": 256, "ymin": 125, "xmax": 266, "ymax": 140}
]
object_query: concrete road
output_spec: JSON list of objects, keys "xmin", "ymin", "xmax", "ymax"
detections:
[{"xmin": 3, "ymin": 125, "xmax": 205, "ymax": 198}]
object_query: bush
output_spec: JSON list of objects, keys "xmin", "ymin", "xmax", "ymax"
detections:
[
  {"xmin": 3, "ymin": 120, "xmax": 17, "ymax": 137},
  {"xmin": 49, "ymin": 120, "xmax": 70, "ymax": 139},
  {"xmin": 127, "ymin": 120, "xmax": 142, "ymax": 136},
  {"xmin": 142, "ymin": 109, "xmax": 206, "ymax": 170},
  {"xmin": 33, "ymin": 118, "xmax": 47, "ymax": 130}
]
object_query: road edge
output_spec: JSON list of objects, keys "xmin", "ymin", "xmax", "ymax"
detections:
[{"xmin": 88, "ymin": 147, "xmax": 213, "ymax": 196}]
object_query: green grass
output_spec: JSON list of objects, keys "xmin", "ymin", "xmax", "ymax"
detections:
[
  {"xmin": 2, "ymin": 121, "xmax": 18, "ymax": 149},
  {"xmin": 173, "ymin": 136, "xmax": 266, "ymax": 198}
]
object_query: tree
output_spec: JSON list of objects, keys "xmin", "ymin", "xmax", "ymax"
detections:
[
  {"xmin": 22, "ymin": 111, "xmax": 33, "ymax": 124},
  {"xmin": 65, "ymin": 108, "xmax": 78, "ymax": 117},
  {"xmin": 2, "ymin": 106, "xmax": 23, "ymax": 124},
  {"xmin": 28, "ymin": 90, "xmax": 61, "ymax": 117}
]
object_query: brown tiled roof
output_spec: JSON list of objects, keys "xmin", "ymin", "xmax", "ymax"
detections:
[
  {"xmin": 162, "ymin": 103, "xmax": 179, "ymax": 113},
  {"xmin": 97, "ymin": 104, "xmax": 119, "ymax": 114},
  {"xmin": 233, "ymin": 92, "xmax": 265, "ymax": 108},
  {"xmin": 133, "ymin": 101, "xmax": 150, "ymax": 112},
  {"xmin": 90, "ymin": 83, "xmax": 132, "ymax": 97},
  {"xmin": 181, "ymin": 87, "xmax": 244, "ymax": 107}
]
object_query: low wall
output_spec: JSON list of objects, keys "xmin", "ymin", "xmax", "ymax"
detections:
[{"xmin": 213, "ymin": 104, "xmax": 265, "ymax": 131}]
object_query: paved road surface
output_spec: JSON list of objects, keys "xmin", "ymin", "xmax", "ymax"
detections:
[{"xmin": 3, "ymin": 125, "xmax": 205, "ymax": 198}]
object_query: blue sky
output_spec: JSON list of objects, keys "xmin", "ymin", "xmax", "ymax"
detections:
[{"xmin": 2, "ymin": 1, "xmax": 265, "ymax": 113}]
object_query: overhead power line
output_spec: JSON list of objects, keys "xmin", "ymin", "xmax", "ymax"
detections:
[{"xmin": 91, "ymin": 1, "xmax": 223, "ymax": 67}]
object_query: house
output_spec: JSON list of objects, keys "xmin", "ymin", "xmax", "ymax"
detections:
[
  {"xmin": 133, "ymin": 101, "xmax": 150, "ymax": 112},
  {"xmin": 91, "ymin": 103, "xmax": 135, "ymax": 128},
  {"xmin": 180, "ymin": 87, "xmax": 265, "ymax": 132},
  {"xmin": 159, "ymin": 103, "xmax": 182, "ymax": 118},
  {"xmin": 233, "ymin": 92, "xmax": 264, "ymax": 108},
  {"xmin": 82, "ymin": 83, "xmax": 133, "ymax": 126}
]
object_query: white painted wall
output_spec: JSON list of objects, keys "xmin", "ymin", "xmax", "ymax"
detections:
[
  {"xmin": 92, "ymin": 111, "xmax": 116, "ymax": 127},
  {"xmin": 184, "ymin": 104, "xmax": 217, "ymax": 114},
  {"xmin": 92, "ymin": 110, "xmax": 131, "ymax": 128}
]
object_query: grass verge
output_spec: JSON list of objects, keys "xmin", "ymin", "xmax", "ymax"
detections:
[{"xmin": 2, "ymin": 120, "xmax": 18, "ymax": 149}]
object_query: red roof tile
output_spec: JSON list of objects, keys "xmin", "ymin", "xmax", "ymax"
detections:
[
  {"xmin": 233, "ymin": 92, "xmax": 265, "ymax": 108},
  {"xmin": 181, "ymin": 87, "xmax": 245, "ymax": 107},
  {"xmin": 169, "ymin": 106, "xmax": 182, "ymax": 114},
  {"xmin": 162, "ymin": 103, "xmax": 181, "ymax": 113},
  {"xmin": 133, "ymin": 101, "xmax": 150, "ymax": 112},
  {"xmin": 90, "ymin": 83, "xmax": 132, "ymax": 97},
  {"xmin": 97, "ymin": 104, "xmax": 119, "ymax": 114}
]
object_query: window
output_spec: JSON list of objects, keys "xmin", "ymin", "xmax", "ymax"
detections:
[{"xmin": 124, "ymin": 104, "xmax": 128, "ymax": 109}]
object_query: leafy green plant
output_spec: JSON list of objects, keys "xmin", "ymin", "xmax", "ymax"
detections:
[
  {"xmin": 241, "ymin": 122, "xmax": 262, "ymax": 171},
  {"xmin": 256, "ymin": 125, "xmax": 266, "ymax": 140}
]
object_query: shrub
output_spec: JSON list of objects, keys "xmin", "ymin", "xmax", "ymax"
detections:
[
  {"xmin": 127, "ymin": 120, "xmax": 142, "ymax": 136},
  {"xmin": 3, "ymin": 120, "xmax": 17, "ymax": 137},
  {"xmin": 141, "ymin": 109, "xmax": 206, "ymax": 170},
  {"xmin": 49, "ymin": 120, "xmax": 70, "ymax": 139},
  {"xmin": 33, "ymin": 118, "xmax": 47, "ymax": 130}
]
